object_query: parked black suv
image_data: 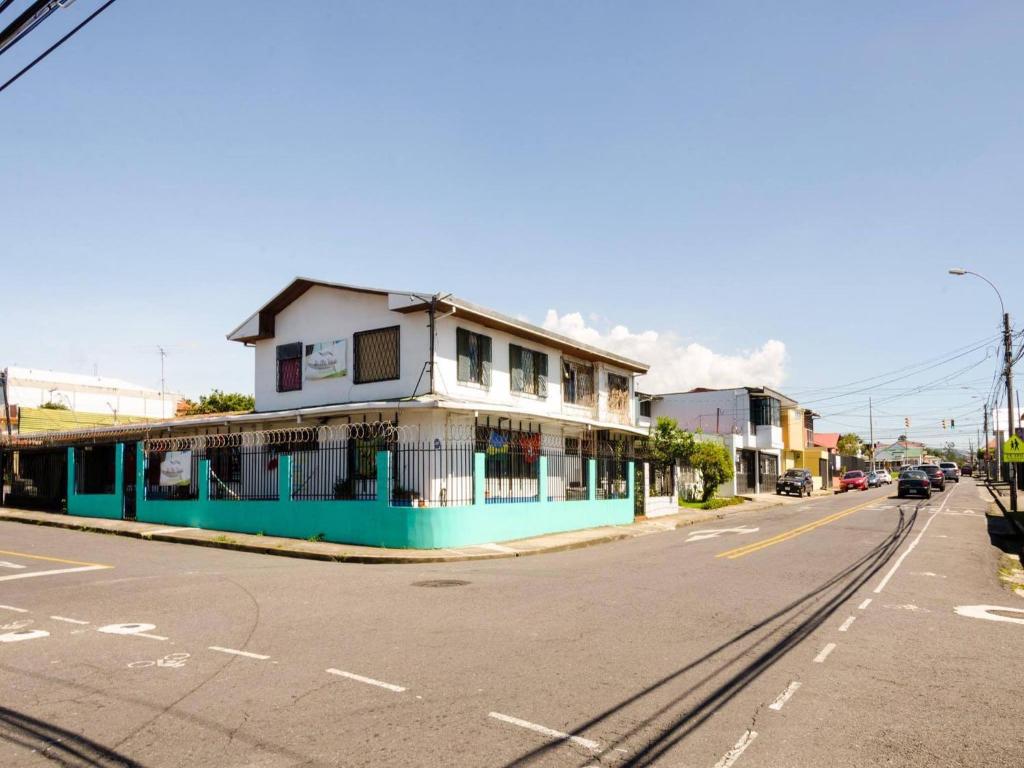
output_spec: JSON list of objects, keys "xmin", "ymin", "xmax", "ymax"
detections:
[
  {"xmin": 776, "ymin": 468, "xmax": 814, "ymax": 497},
  {"xmin": 914, "ymin": 464, "xmax": 946, "ymax": 491}
]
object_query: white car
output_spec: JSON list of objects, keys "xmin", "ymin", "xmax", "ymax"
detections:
[{"xmin": 873, "ymin": 469, "xmax": 893, "ymax": 485}]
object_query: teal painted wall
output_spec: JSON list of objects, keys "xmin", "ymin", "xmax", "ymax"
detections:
[
  {"xmin": 67, "ymin": 444, "xmax": 124, "ymax": 519},
  {"xmin": 129, "ymin": 444, "xmax": 634, "ymax": 549}
]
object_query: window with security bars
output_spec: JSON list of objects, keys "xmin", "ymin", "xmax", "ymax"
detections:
[
  {"xmin": 509, "ymin": 344, "xmax": 548, "ymax": 397},
  {"xmin": 607, "ymin": 372, "xmax": 630, "ymax": 414},
  {"xmin": 456, "ymin": 328, "xmax": 492, "ymax": 386},
  {"xmin": 354, "ymin": 326, "xmax": 401, "ymax": 384},
  {"xmin": 276, "ymin": 342, "xmax": 302, "ymax": 392},
  {"xmin": 562, "ymin": 359, "xmax": 595, "ymax": 406}
]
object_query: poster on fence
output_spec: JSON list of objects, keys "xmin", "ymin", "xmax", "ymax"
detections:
[
  {"xmin": 159, "ymin": 451, "xmax": 192, "ymax": 486},
  {"xmin": 304, "ymin": 340, "xmax": 347, "ymax": 380}
]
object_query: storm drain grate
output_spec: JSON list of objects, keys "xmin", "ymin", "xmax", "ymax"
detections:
[{"xmin": 412, "ymin": 579, "xmax": 470, "ymax": 588}]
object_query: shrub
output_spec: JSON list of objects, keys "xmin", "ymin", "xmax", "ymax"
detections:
[{"xmin": 691, "ymin": 441, "xmax": 735, "ymax": 502}]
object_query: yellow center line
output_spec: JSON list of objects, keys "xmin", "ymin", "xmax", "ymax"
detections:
[
  {"xmin": 0, "ymin": 549, "xmax": 112, "ymax": 568},
  {"xmin": 715, "ymin": 497, "xmax": 882, "ymax": 560}
]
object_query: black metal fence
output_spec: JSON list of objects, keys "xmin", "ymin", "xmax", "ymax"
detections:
[
  {"xmin": 649, "ymin": 463, "xmax": 675, "ymax": 497},
  {"xmin": 477, "ymin": 429, "xmax": 542, "ymax": 503},
  {"xmin": 145, "ymin": 449, "xmax": 204, "ymax": 500},
  {"xmin": 209, "ymin": 446, "xmax": 279, "ymax": 501},
  {"xmin": 595, "ymin": 457, "xmax": 629, "ymax": 499},
  {"xmin": 291, "ymin": 440, "xmax": 379, "ymax": 501},
  {"xmin": 391, "ymin": 442, "xmax": 474, "ymax": 506},
  {"xmin": 545, "ymin": 448, "xmax": 587, "ymax": 501},
  {"xmin": 74, "ymin": 445, "xmax": 116, "ymax": 495},
  {"xmin": 4, "ymin": 449, "xmax": 67, "ymax": 512}
]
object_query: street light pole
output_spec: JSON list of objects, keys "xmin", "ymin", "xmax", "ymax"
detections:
[{"xmin": 949, "ymin": 268, "xmax": 1017, "ymax": 512}]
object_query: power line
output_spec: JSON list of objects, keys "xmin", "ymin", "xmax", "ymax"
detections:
[{"xmin": 0, "ymin": 0, "xmax": 118, "ymax": 95}]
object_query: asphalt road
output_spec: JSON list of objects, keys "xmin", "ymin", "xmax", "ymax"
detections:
[{"xmin": 1, "ymin": 479, "xmax": 1020, "ymax": 767}]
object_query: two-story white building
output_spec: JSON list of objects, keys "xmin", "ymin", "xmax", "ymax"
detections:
[
  {"xmin": 226, "ymin": 277, "xmax": 649, "ymax": 446},
  {"xmin": 649, "ymin": 386, "xmax": 793, "ymax": 496}
]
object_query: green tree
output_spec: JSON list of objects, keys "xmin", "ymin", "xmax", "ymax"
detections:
[
  {"xmin": 650, "ymin": 416, "xmax": 696, "ymax": 465},
  {"xmin": 183, "ymin": 390, "xmax": 254, "ymax": 415},
  {"xmin": 38, "ymin": 401, "xmax": 70, "ymax": 410},
  {"xmin": 690, "ymin": 440, "xmax": 734, "ymax": 501},
  {"xmin": 836, "ymin": 433, "xmax": 862, "ymax": 456}
]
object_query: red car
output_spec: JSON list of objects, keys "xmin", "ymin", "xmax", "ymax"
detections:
[{"xmin": 840, "ymin": 470, "xmax": 869, "ymax": 491}]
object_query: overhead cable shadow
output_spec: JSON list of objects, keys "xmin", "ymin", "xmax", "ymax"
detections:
[{"xmin": 0, "ymin": 705, "xmax": 145, "ymax": 767}]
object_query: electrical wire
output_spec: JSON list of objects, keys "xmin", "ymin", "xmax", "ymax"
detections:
[{"xmin": 0, "ymin": 0, "xmax": 118, "ymax": 95}]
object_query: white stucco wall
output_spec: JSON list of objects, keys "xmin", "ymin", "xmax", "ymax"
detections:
[
  {"xmin": 651, "ymin": 389, "xmax": 751, "ymax": 436},
  {"xmin": 252, "ymin": 286, "xmax": 432, "ymax": 412},
  {"xmin": 6, "ymin": 369, "xmax": 181, "ymax": 418}
]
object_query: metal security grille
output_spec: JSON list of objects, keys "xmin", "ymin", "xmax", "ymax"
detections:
[
  {"xmin": 545, "ymin": 446, "xmax": 587, "ymax": 501},
  {"xmin": 354, "ymin": 326, "xmax": 400, "ymax": 384},
  {"xmin": 391, "ymin": 442, "xmax": 474, "ymax": 506},
  {"xmin": 477, "ymin": 427, "xmax": 541, "ymax": 503},
  {"xmin": 74, "ymin": 445, "xmax": 115, "ymax": 495},
  {"xmin": 291, "ymin": 440, "xmax": 379, "ymax": 501},
  {"xmin": 561, "ymin": 360, "xmax": 595, "ymax": 406},
  {"xmin": 145, "ymin": 450, "xmax": 205, "ymax": 500},
  {"xmin": 276, "ymin": 342, "xmax": 303, "ymax": 392},
  {"xmin": 4, "ymin": 449, "xmax": 67, "ymax": 512},
  {"xmin": 650, "ymin": 463, "xmax": 675, "ymax": 497},
  {"xmin": 595, "ymin": 457, "xmax": 629, "ymax": 499},
  {"xmin": 209, "ymin": 446, "xmax": 279, "ymax": 501}
]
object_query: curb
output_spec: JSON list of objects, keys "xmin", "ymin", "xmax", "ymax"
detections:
[
  {"xmin": 0, "ymin": 511, "xmax": 634, "ymax": 565},
  {"xmin": 0, "ymin": 494, "xmax": 778, "ymax": 565}
]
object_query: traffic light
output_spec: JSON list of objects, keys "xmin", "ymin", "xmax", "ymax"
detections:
[
  {"xmin": 950, "ymin": 418, "xmax": 955, "ymax": 429},
  {"xmin": 942, "ymin": 419, "xmax": 947, "ymax": 430},
  {"xmin": 905, "ymin": 417, "xmax": 910, "ymax": 429}
]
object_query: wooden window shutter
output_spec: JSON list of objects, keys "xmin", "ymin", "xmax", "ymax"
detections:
[
  {"xmin": 480, "ymin": 335, "xmax": 492, "ymax": 387},
  {"xmin": 456, "ymin": 328, "xmax": 471, "ymax": 383}
]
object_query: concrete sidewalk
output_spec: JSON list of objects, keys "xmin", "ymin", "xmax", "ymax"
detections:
[{"xmin": 0, "ymin": 494, "xmax": 795, "ymax": 564}]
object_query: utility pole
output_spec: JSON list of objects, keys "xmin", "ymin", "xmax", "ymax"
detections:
[
  {"xmin": 1002, "ymin": 311, "xmax": 1018, "ymax": 511},
  {"xmin": 868, "ymin": 397, "xmax": 875, "ymax": 472},
  {"xmin": 158, "ymin": 346, "xmax": 167, "ymax": 419}
]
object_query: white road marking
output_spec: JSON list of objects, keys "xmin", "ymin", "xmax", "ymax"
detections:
[
  {"xmin": 0, "ymin": 604, "xmax": 28, "ymax": 613},
  {"xmin": 838, "ymin": 616, "xmax": 857, "ymax": 632},
  {"xmin": 873, "ymin": 486, "xmax": 957, "ymax": 594},
  {"xmin": 813, "ymin": 643, "xmax": 837, "ymax": 663},
  {"xmin": 886, "ymin": 604, "xmax": 929, "ymax": 612},
  {"xmin": 209, "ymin": 646, "xmax": 271, "ymax": 660},
  {"xmin": 487, "ymin": 712, "xmax": 600, "ymax": 752},
  {"xmin": 0, "ymin": 629, "xmax": 49, "ymax": 643},
  {"xmin": 0, "ymin": 561, "xmax": 27, "ymax": 569},
  {"xmin": 685, "ymin": 526, "xmax": 759, "ymax": 543},
  {"xmin": 910, "ymin": 572, "xmax": 946, "ymax": 578},
  {"xmin": 141, "ymin": 527, "xmax": 198, "ymax": 536},
  {"xmin": 712, "ymin": 730, "xmax": 759, "ymax": 768},
  {"xmin": 1, "ymin": 619, "xmax": 33, "ymax": 631},
  {"xmin": 97, "ymin": 623, "xmax": 168, "ymax": 641},
  {"xmin": 768, "ymin": 681, "xmax": 801, "ymax": 711},
  {"xmin": 326, "ymin": 668, "xmax": 406, "ymax": 693},
  {"xmin": 858, "ymin": 599, "xmax": 872, "ymax": 610},
  {"xmin": 50, "ymin": 616, "xmax": 89, "ymax": 625},
  {"xmin": 129, "ymin": 652, "xmax": 191, "ymax": 669},
  {"xmin": 0, "ymin": 565, "xmax": 109, "ymax": 583},
  {"xmin": 953, "ymin": 605, "xmax": 1024, "ymax": 626}
]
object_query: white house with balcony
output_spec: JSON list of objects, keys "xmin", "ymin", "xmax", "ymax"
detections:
[
  {"xmin": 226, "ymin": 277, "xmax": 649, "ymax": 442},
  {"xmin": 648, "ymin": 386, "xmax": 792, "ymax": 496}
]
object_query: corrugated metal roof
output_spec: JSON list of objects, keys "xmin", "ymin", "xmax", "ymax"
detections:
[{"xmin": 17, "ymin": 407, "xmax": 158, "ymax": 435}]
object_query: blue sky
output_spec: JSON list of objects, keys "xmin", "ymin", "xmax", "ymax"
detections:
[{"xmin": 2, "ymin": 1, "xmax": 1022, "ymax": 450}]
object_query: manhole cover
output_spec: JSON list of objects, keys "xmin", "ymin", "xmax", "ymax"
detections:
[{"xmin": 412, "ymin": 579, "xmax": 470, "ymax": 588}]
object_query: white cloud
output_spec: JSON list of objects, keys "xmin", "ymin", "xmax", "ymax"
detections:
[{"xmin": 542, "ymin": 310, "xmax": 788, "ymax": 392}]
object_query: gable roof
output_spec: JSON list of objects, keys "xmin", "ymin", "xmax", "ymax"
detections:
[
  {"xmin": 227, "ymin": 277, "xmax": 649, "ymax": 373},
  {"xmin": 812, "ymin": 432, "xmax": 839, "ymax": 450}
]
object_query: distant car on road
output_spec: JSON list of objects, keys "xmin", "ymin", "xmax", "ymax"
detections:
[
  {"xmin": 914, "ymin": 464, "xmax": 946, "ymax": 491},
  {"xmin": 873, "ymin": 469, "xmax": 893, "ymax": 485},
  {"xmin": 840, "ymin": 470, "xmax": 869, "ymax": 492},
  {"xmin": 938, "ymin": 462, "xmax": 960, "ymax": 483},
  {"xmin": 867, "ymin": 471, "xmax": 881, "ymax": 488},
  {"xmin": 898, "ymin": 469, "xmax": 932, "ymax": 499},
  {"xmin": 777, "ymin": 468, "xmax": 814, "ymax": 497},
  {"xmin": 962, "ymin": 464, "xmax": 974, "ymax": 477}
]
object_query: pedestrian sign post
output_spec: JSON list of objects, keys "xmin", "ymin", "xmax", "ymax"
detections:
[{"xmin": 1002, "ymin": 435, "xmax": 1024, "ymax": 463}]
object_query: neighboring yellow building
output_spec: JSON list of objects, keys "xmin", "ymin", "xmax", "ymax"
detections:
[{"xmin": 780, "ymin": 406, "xmax": 833, "ymax": 490}]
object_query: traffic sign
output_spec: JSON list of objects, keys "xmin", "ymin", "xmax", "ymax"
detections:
[{"xmin": 1002, "ymin": 435, "xmax": 1024, "ymax": 463}]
